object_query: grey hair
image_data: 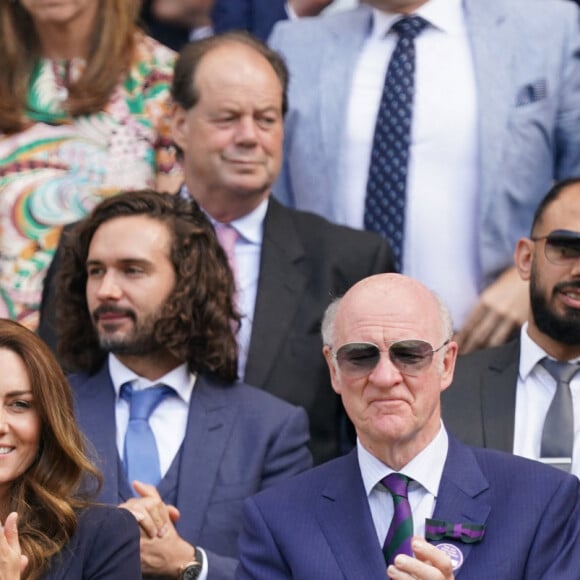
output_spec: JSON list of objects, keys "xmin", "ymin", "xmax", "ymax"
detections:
[{"xmin": 321, "ymin": 297, "xmax": 342, "ymax": 348}]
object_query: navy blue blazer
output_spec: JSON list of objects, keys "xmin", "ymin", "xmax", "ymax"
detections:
[
  {"xmin": 140, "ymin": 0, "xmax": 287, "ymax": 51},
  {"xmin": 212, "ymin": 0, "xmax": 287, "ymax": 41},
  {"xmin": 237, "ymin": 435, "xmax": 580, "ymax": 579},
  {"xmin": 43, "ymin": 505, "xmax": 140, "ymax": 579},
  {"xmin": 69, "ymin": 363, "xmax": 312, "ymax": 580}
]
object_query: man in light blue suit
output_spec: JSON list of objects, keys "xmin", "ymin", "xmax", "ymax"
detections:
[
  {"xmin": 269, "ymin": 0, "xmax": 580, "ymax": 355},
  {"xmin": 55, "ymin": 190, "xmax": 312, "ymax": 580},
  {"xmin": 237, "ymin": 274, "xmax": 580, "ymax": 579}
]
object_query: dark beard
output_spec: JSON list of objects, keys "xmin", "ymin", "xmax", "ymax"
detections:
[
  {"xmin": 93, "ymin": 305, "xmax": 161, "ymax": 356},
  {"xmin": 530, "ymin": 265, "xmax": 580, "ymax": 346}
]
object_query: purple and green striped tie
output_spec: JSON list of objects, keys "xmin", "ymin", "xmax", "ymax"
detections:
[{"xmin": 382, "ymin": 473, "xmax": 414, "ymax": 566}]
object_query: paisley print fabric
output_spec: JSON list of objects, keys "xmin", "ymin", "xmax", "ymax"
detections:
[{"xmin": 0, "ymin": 33, "xmax": 179, "ymax": 329}]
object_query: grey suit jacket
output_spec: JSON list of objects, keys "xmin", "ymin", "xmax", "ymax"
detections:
[
  {"xmin": 269, "ymin": 0, "xmax": 580, "ymax": 287},
  {"xmin": 245, "ymin": 198, "xmax": 394, "ymax": 463},
  {"xmin": 442, "ymin": 339, "xmax": 520, "ymax": 452},
  {"xmin": 69, "ymin": 363, "xmax": 312, "ymax": 580}
]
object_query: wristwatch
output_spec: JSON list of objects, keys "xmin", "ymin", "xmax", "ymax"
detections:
[{"xmin": 179, "ymin": 546, "xmax": 204, "ymax": 580}]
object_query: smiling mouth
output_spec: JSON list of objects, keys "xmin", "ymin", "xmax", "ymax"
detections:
[
  {"xmin": 0, "ymin": 447, "xmax": 14, "ymax": 455},
  {"xmin": 561, "ymin": 289, "xmax": 580, "ymax": 300}
]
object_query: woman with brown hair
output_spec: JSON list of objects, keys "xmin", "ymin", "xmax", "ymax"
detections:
[
  {"xmin": 0, "ymin": 0, "xmax": 182, "ymax": 331},
  {"xmin": 0, "ymin": 319, "xmax": 140, "ymax": 579}
]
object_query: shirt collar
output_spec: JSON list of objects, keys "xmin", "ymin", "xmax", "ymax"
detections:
[
  {"xmin": 358, "ymin": 423, "xmax": 448, "ymax": 499},
  {"xmin": 519, "ymin": 323, "xmax": 580, "ymax": 381},
  {"xmin": 180, "ymin": 183, "xmax": 267, "ymax": 246},
  {"xmin": 216, "ymin": 197, "xmax": 268, "ymax": 246},
  {"xmin": 370, "ymin": 0, "xmax": 465, "ymax": 39},
  {"xmin": 108, "ymin": 353, "xmax": 195, "ymax": 404}
]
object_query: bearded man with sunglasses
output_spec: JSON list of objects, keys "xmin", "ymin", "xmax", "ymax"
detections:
[
  {"xmin": 237, "ymin": 273, "xmax": 580, "ymax": 580},
  {"xmin": 445, "ymin": 178, "xmax": 580, "ymax": 478}
]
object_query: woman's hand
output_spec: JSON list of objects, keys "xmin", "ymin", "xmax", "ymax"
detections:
[{"xmin": 0, "ymin": 513, "xmax": 27, "ymax": 579}]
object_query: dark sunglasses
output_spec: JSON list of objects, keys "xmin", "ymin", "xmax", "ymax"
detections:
[
  {"xmin": 333, "ymin": 339, "xmax": 450, "ymax": 378},
  {"xmin": 531, "ymin": 229, "xmax": 580, "ymax": 265}
]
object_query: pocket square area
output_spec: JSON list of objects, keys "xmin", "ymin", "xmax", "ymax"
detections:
[{"xmin": 516, "ymin": 80, "xmax": 547, "ymax": 106}]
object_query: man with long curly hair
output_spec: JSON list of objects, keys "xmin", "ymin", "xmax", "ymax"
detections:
[{"xmin": 54, "ymin": 189, "xmax": 312, "ymax": 580}]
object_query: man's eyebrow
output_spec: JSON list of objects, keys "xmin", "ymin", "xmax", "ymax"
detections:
[{"xmin": 85, "ymin": 258, "xmax": 153, "ymax": 267}]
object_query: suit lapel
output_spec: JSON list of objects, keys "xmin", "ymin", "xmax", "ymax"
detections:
[
  {"xmin": 316, "ymin": 451, "xmax": 387, "ymax": 579},
  {"xmin": 319, "ymin": 7, "xmax": 373, "ymax": 195},
  {"xmin": 431, "ymin": 435, "xmax": 492, "ymax": 572},
  {"xmin": 479, "ymin": 340, "xmax": 520, "ymax": 452},
  {"xmin": 244, "ymin": 199, "xmax": 307, "ymax": 388},
  {"xmin": 72, "ymin": 365, "xmax": 123, "ymax": 505},
  {"xmin": 464, "ymin": 0, "xmax": 513, "ymax": 218},
  {"xmin": 174, "ymin": 374, "xmax": 237, "ymax": 542}
]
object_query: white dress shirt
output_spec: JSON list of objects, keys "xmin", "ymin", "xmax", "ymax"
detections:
[
  {"xmin": 337, "ymin": 0, "xmax": 479, "ymax": 327},
  {"xmin": 514, "ymin": 324, "xmax": 580, "ymax": 477},
  {"xmin": 358, "ymin": 424, "xmax": 449, "ymax": 544}
]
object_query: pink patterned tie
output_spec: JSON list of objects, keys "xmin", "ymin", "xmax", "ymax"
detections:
[{"xmin": 215, "ymin": 223, "xmax": 239, "ymax": 286}]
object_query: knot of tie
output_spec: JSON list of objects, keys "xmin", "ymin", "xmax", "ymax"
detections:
[
  {"xmin": 382, "ymin": 472, "xmax": 411, "ymax": 498},
  {"xmin": 121, "ymin": 383, "xmax": 174, "ymax": 421},
  {"xmin": 541, "ymin": 359, "xmax": 580, "ymax": 385},
  {"xmin": 391, "ymin": 15, "xmax": 429, "ymax": 40}
]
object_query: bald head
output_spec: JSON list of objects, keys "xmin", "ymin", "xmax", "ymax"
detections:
[{"xmin": 322, "ymin": 274, "xmax": 453, "ymax": 349}]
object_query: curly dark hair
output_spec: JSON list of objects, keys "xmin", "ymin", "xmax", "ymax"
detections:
[
  {"xmin": 0, "ymin": 319, "xmax": 101, "ymax": 579},
  {"xmin": 56, "ymin": 190, "xmax": 240, "ymax": 382}
]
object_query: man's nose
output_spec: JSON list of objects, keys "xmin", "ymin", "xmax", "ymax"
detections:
[
  {"xmin": 235, "ymin": 117, "xmax": 258, "ymax": 144},
  {"xmin": 367, "ymin": 351, "xmax": 402, "ymax": 384},
  {"xmin": 96, "ymin": 272, "xmax": 122, "ymax": 300}
]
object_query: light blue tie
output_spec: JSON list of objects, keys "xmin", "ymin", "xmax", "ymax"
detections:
[{"xmin": 120, "ymin": 383, "xmax": 174, "ymax": 488}]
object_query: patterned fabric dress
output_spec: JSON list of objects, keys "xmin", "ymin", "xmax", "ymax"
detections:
[{"xmin": 0, "ymin": 33, "xmax": 180, "ymax": 329}]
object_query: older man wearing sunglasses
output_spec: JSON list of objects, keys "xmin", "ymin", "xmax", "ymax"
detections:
[
  {"xmin": 236, "ymin": 272, "xmax": 580, "ymax": 580},
  {"xmin": 445, "ymin": 178, "xmax": 580, "ymax": 478}
]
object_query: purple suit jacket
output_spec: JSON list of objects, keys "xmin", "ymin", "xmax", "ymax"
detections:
[{"xmin": 237, "ymin": 435, "xmax": 580, "ymax": 579}]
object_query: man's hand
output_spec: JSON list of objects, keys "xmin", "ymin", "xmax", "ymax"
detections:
[
  {"xmin": 387, "ymin": 537, "xmax": 454, "ymax": 580},
  {"xmin": 289, "ymin": 0, "xmax": 335, "ymax": 17},
  {"xmin": 455, "ymin": 266, "xmax": 529, "ymax": 354},
  {"xmin": 0, "ymin": 513, "xmax": 28, "ymax": 579},
  {"xmin": 120, "ymin": 481, "xmax": 193, "ymax": 577}
]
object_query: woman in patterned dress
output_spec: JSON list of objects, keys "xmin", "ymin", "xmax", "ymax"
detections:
[{"xmin": 0, "ymin": 0, "xmax": 182, "ymax": 329}]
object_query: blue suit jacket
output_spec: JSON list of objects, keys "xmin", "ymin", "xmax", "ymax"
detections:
[
  {"xmin": 237, "ymin": 435, "xmax": 580, "ymax": 579},
  {"xmin": 69, "ymin": 364, "xmax": 312, "ymax": 580},
  {"xmin": 269, "ymin": 0, "xmax": 580, "ymax": 287},
  {"xmin": 44, "ymin": 505, "xmax": 140, "ymax": 579},
  {"xmin": 212, "ymin": 0, "xmax": 287, "ymax": 41},
  {"xmin": 141, "ymin": 0, "xmax": 287, "ymax": 50}
]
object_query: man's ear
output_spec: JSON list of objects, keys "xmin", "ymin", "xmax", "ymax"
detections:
[
  {"xmin": 440, "ymin": 340, "xmax": 458, "ymax": 393},
  {"xmin": 170, "ymin": 104, "xmax": 189, "ymax": 152},
  {"xmin": 323, "ymin": 345, "xmax": 342, "ymax": 395},
  {"xmin": 514, "ymin": 237, "xmax": 535, "ymax": 282}
]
